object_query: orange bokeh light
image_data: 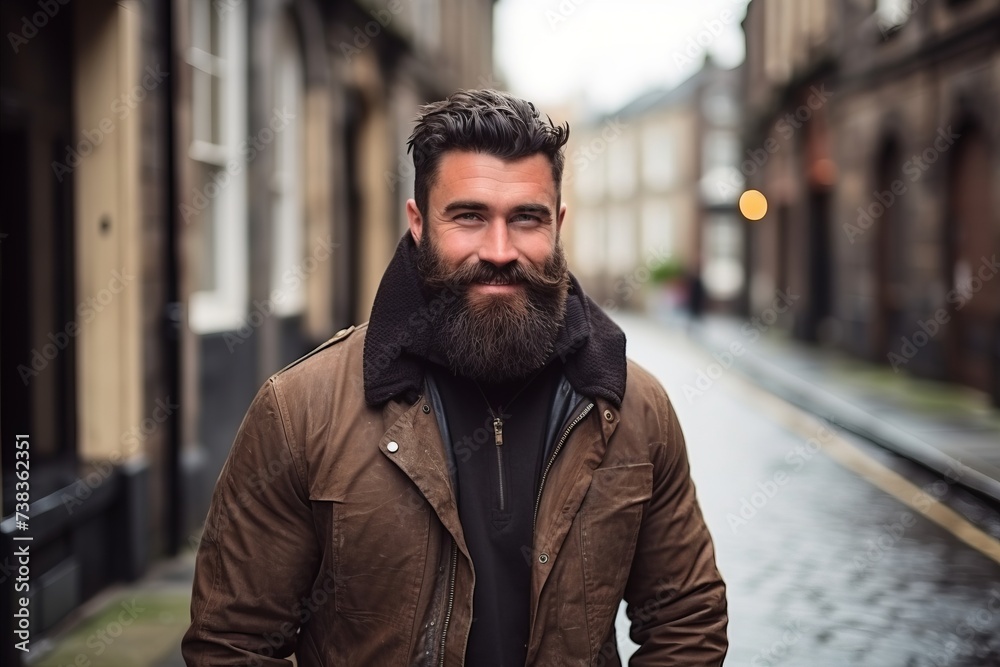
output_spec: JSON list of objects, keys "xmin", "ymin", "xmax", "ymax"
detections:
[{"xmin": 739, "ymin": 189, "xmax": 768, "ymax": 221}]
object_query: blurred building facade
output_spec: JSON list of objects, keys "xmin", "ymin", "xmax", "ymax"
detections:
[
  {"xmin": 1, "ymin": 0, "xmax": 495, "ymax": 661},
  {"xmin": 739, "ymin": 0, "xmax": 1000, "ymax": 404},
  {"xmin": 565, "ymin": 58, "xmax": 745, "ymax": 314}
]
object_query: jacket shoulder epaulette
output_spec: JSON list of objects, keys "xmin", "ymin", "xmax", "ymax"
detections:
[{"xmin": 274, "ymin": 325, "xmax": 358, "ymax": 376}]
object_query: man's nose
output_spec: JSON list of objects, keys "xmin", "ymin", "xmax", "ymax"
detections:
[{"xmin": 478, "ymin": 219, "xmax": 519, "ymax": 266}]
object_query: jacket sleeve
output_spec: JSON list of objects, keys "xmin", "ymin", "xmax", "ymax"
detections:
[
  {"xmin": 622, "ymin": 386, "xmax": 728, "ymax": 665},
  {"xmin": 182, "ymin": 377, "xmax": 321, "ymax": 666}
]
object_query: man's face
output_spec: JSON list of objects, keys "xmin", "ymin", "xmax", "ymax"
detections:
[{"xmin": 406, "ymin": 150, "xmax": 570, "ymax": 382}]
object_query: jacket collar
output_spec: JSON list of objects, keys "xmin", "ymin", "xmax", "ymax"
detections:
[{"xmin": 362, "ymin": 233, "xmax": 627, "ymax": 409}]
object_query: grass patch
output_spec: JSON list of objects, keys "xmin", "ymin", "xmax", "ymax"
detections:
[{"xmin": 33, "ymin": 593, "xmax": 190, "ymax": 667}]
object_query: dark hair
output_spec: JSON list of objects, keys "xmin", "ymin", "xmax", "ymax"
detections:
[{"xmin": 406, "ymin": 89, "xmax": 570, "ymax": 221}]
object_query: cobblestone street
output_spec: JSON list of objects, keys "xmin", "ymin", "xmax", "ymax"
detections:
[{"xmin": 614, "ymin": 315, "xmax": 1000, "ymax": 666}]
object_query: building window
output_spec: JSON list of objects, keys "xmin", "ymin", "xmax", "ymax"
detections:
[
  {"xmin": 573, "ymin": 133, "xmax": 606, "ymax": 202},
  {"xmin": 187, "ymin": 0, "xmax": 248, "ymax": 333},
  {"xmin": 607, "ymin": 205, "xmax": 637, "ymax": 276},
  {"xmin": 876, "ymin": 0, "xmax": 911, "ymax": 33},
  {"xmin": 607, "ymin": 133, "xmax": 636, "ymax": 199},
  {"xmin": 270, "ymin": 12, "xmax": 305, "ymax": 316},
  {"xmin": 641, "ymin": 198, "xmax": 674, "ymax": 260},
  {"xmin": 701, "ymin": 129, "xmax": 743, "ymax": 206},
  {"xmin": 641, "ymin": 125, "xmax": 677, "ymax": 190},
  {"xmin": 571, "ymin": 208, "xmax": 605, "ymax": 277},
  {"xmin": 703, "ymin": 214, "xmax": 744, "ymax": 300},
  {"xmin": 411, "ymin": 0, "xmax": 441, "ymax": 53},
  {"xmin": 703, "ymin": 130, "xmax": 740, "ymax": 171},
  {"xmin": 702, "ymin": 90, "xmax": 739, "ymax": 126}
]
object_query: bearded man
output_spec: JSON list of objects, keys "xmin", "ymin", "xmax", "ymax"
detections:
[{"xmin": 182, "ymin": 89, "xmax": 728, "ymax": 666}]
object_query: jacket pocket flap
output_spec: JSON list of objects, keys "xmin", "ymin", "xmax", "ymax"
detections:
[{"xmin": 588, "ymin": 462, "xmax": 654, "ymax": 508}]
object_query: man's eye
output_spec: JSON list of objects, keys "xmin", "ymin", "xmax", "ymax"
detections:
[
  {"xmin": 512, "ymin": 214, "xmax": 541, "ymax": 224},
  {"xmin": 455, "ymin": 212, "xmax": 481, "ymax": 221}
]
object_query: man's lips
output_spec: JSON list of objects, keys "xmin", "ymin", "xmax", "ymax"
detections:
[{"xmin": 470, "ymin": 281, "xmax": 522, "ymax": 293}]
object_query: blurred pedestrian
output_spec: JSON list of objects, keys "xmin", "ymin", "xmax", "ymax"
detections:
[
  {"xmin": 687, "ymin": 263, "xmax": 705, "ymax": 329},
  {"xmin": 182, "ymin": 89, "xmax": 727, "ymax": 666}
]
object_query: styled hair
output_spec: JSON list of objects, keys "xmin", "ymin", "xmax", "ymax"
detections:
[{"xmin": 406, "ymin": 89, "xmax": 570, "ymax": 220}]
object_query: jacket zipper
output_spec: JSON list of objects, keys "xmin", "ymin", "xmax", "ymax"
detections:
[
  {"xmin": 494, "ymin": 417, "xmax": 506, "ymax": 512},
  {"xmin": 438, "ymin": 540, "xmax": 458, "ymax": 667},
  {"xmin": 532, "ymin": 402, "xmax": 594, "ymax": 531}
]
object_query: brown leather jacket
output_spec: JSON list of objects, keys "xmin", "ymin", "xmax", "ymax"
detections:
[{"xmin": 182, "ymin": 323, "xmax": 728, "ymax": 666}]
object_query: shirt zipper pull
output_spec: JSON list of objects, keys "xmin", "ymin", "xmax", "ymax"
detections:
[{"xmin": 493, "ymin": 417, "xmax": 503, "ymax": 447}]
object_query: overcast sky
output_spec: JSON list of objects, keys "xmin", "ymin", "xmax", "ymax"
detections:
[{"xmin": 493, "ymin": 0, "xmax": 750, "ymax": 115}]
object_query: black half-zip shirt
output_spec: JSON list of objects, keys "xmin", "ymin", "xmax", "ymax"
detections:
[{"xmin": 428, "ymin": 358, "xmax": 564, "ymax": 667}]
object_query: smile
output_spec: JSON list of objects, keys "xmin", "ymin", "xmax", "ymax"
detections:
[{"xmin": 473, "ymin": 281, "xmax": 521, "ymax": 292}]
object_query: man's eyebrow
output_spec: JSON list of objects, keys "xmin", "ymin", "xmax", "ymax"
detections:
[
  {"xmin": 442, "ymin": 200, "xmax": 489, "ymax": 214},
  {"xmin": 511, "ymin": 203, "xmax": 553, "ymax": 218}
]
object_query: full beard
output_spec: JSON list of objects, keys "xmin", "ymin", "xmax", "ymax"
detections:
[{"xmin": 416, "ymin": 232, "xmax": 570, "ymax": 383}]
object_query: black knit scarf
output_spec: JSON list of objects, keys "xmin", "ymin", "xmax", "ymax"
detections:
[{"xmin": 362, "ymin": 233, "xmax": 627, "ymax": 408}]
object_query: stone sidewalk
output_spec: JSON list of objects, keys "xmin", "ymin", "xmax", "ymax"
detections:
[
  {"xmin": 672, "ymin": 313, "xmax": 1000, "ymax": 503},
  {"xmin": 27, "ymin": 551, "xmax": 194, "ymax": 667}
]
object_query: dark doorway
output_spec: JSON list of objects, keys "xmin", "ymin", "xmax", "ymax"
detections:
[
  {"xmin": 804, "ymin": 190, "xmax": 833, "ymax": 342},
  {"xmin": 1, "ymin": 0, "xmax": 77, "ymax": 507},
  {"xmin": 945, "ymin": 123, "xmax": 999, "ymax": 401},
  {"xmin": 777, "ymin": 205, "xmax": 790, "ymax": 298},
  {"xmin": 874, "ymin": 139, "xmax": 907, "ymax": 361}
]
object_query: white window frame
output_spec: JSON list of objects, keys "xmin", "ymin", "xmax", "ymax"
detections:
[
  {"xmin": 574, "ymin": 134, "xmax": 606, "ymax": 202},
  {"xmin": 571, "ymin": 208, "xmax": 604, "ymax": 277},
  {"xmin": 876, "ymin": 0, "xmax": 911, "ymax": 31},
  {"xmin": 641, "ymin": 198, "xmax": 674, "ymax": 260},
  {"xmin": 607, "ymin": 133, "xmax": 636, "ymax": 199},
  {"xmin": 187, "ymin": 0, "xmax": 248, "ymax": 333},
  {"xmin": 641, "ymin": 124, "xmax": 677, "ymax": 190},
  {"xmin": 270, "ymin": 12, "xmax": 305, "ymax": 317},
  {"xmin": 607, "ymin": 205, "xmax": 637, "ymax": 276},
  {"xmin": 411, "ymin": 0, "xmax": 441, "ymax": 54},
  {"xmin": 702, "ymin": 213, "xmax": 744, "ymax": 300}
]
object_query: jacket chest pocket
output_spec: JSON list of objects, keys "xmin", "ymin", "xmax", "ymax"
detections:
[
  {"xmin": 578, "ymin": 463, "xmax": 653, "ymax": 634},
  {"xmin": 310, "ymin": 470, "xmax": 431, "ymax": 631}
]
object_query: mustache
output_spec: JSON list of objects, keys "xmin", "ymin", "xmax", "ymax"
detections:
[
  {"xmin": 421, "ymin": 251, "xmax": 567, "ymax": 293},
  {"xmin": 461, "ymin": 259, "xmax": 563, "ymax": 289}
]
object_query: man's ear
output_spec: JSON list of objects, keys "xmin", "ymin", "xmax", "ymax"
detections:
[
  {"xmin": 406, "ymin": 199, "xmax": 423, "ymax": 245},
  {"xmin": 556, "ymin": 201, "xmax": 567, "ymax": 235}
]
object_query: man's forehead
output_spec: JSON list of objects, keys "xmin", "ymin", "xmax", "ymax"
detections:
[{"xmin": 430, "ymin": 151, "xmax": 557, "ymax": 198}]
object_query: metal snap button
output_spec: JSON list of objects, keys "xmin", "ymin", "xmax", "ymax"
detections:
[
  {"xmin": 387, "ymin": 441, "xmax": 399, "ymax": 453},
  {"xmin": 422, "ymin": 404, "xmax": 430, "ymax": 413},
  {"xmin": 603, "ymin": 409, "xmax": 613, "ymax": 422},
  {"xmin": 538, "ymin": 553, "xmax": 549, "ymax": 564}
]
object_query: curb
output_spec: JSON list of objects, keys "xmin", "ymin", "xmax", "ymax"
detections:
[{"xmin": 687, "ymin": 322, "xmax": 1000, "ymax": 504}]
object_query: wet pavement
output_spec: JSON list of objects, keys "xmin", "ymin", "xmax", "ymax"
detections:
[
  {"xmin": 612, "ymin": 314, "xmax": 1000, "ymax": 666},
  {"xmin": 688, "ymin": 314, "xmax": 1000, "ymax": 503}
]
